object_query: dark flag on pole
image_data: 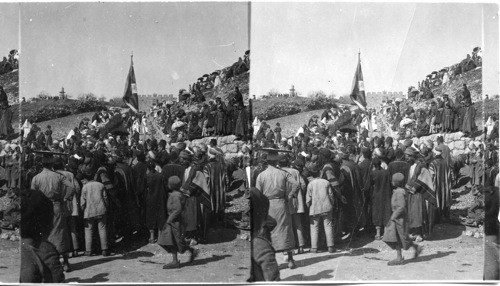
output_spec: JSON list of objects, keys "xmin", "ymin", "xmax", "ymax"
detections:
[
  {"xmin": 350, "ymin": 52, "xmax": 367, "ymax": 111},
  {"xmin": 123, "ymin": 54, "xmax": 138, "ymax": 113}
]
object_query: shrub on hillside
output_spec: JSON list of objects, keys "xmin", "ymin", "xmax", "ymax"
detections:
[
  {"xmin": 24, "ymin": 98, "xmax": 108, "ymax": 123},
  {"xmin": 260, "ymin": 101, "xmax": 302, "ymax": 120},
  {"xmin": 305, "ymin": 96, "xmax": 339, "ymax": 110}
]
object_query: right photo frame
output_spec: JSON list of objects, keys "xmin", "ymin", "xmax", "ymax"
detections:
[{"xmin": 249, "ymin": 2, "xmax": 499, "ymax": 282}]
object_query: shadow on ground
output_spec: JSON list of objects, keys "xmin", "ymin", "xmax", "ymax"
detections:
[
  {"xmin": 66, "ymin": 273, "xmax": 110, "ymax": 283},
  {"xmin": 283, "ymin": 270, "xmax": 335, "ymax": 281},
  {"xmin": 70, "ymin": 251, "xmax": 153, "ymax": 272},
  {"xmin": 401, "ymin": 251, "xmax": 456, "ymax": 265}
]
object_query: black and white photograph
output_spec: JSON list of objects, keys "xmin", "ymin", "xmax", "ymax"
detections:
[
  {"xmin": 249, "ymin": 2, "xmax": 499, "ymax": 281},
  {"xmin": 18, "ymin": 2, "xmax": 250, "ymax": 283},
  {"xmin": 0, "ymin": 3, "xmax": 20, "ymax": 283},
  {"xmin": 0, "ymin": 1, "xmax": 498, "ymax": 285}
]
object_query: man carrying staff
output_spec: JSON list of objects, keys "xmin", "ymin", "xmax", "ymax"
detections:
[
  {"xmin": 255, "ymin": 149, "xmax": 299, "ymax": 269},
  {"xmin": 31, "ymin": 154, "xmax": 76, "ymax": 272}
]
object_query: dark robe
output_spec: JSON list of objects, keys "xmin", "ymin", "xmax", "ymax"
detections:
[
  {"xmin": 187, "ymin": 123, "xmax": 202, "ymax": 140},
  {"xmin": 485, "ymin": 166, "xmax": 499, "ymax": 188},
  {"xmin": 225, "ymin": 104, "xmax": 235, "ymax": 135},
  {"xmin": 341, "ymin": 159, "xmax": 365, "ymax": 232},
  {"xmin": 387, "ymin": 160, "xmax": 410, "ymax": 186},
  {"xmin": 274, "ymin": 127, "xmax": 282, "ymax": 144},
  {"xmin": 442, "ymin": 100, "xmax": 455, "ymax": 132},
  {"xmin": 429, "ymin": 155, "xmax": 452, "ymax": 220},
  {"xmin": 371, "ymin": 169, "xmax": 392, "ymax": 226},
  {"xmin": 133, "ymin": 161, "xmax": 148, "ymax": 223},
  {"xmin": 234, "ymin": 107, "xmax": 248, "ymax": 138},
  {"xmin": 114, "ymin": 162, "xmax": 141, "ymax": 232},
  {"xmin": 20, "ymin": 239, "xmax": 65, "ymax": 283},
  {"xmin": 265, "ymin": 130, "xmax": 275, "ymax": 143},
  {"xmin": 358, "ymin": 159, "xmax": 373, "ymax": 228},
  {"xmin": 215, "ymin": 102, "xmax": 226, "ymax": 135},
  {"xmin": 461, "ymin": 103, "xmax": 476, "ymax": 134},
  {"xmin": 0, "ymin": 106, "xmax": 13, "ymax": 137},
  {"xmin": 415, "ymin": 120, "xmax": 430, "ymax": 137},
  {"xmin": 145, "ymin": 171, "xmax": 167, "ymax": 230}
]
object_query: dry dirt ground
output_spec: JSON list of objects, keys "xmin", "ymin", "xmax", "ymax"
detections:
[
  {"xmin": 62, "ymin": 180, "xmax": 250, "ymax": 283},
  {"xmin": 277, "ymin": 186, "xmax": 484, "ymax": 281},
  {"xmin": 63, "ymin": 227, "xmax": 250, "ymax": 283},
  {"xmin": 277, "ymin": 223, "xmax": 482, "ymax": 281}
]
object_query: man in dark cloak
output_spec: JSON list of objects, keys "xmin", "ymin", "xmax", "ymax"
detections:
[
  {"xmin": 234, "ymin": 104, "xmax": 248, "ymax": 140},
  {"xmin": 203, "ymin": 152, "xmax": 227, "ymax": 235},
  {"xmin": 114, "ymin": 150, "xmax": 142, "ymax": 239},
  {"xmin": 387, "ymin": 148, "xmax": 410, "ymax": 186},
  {"xmin": 132, "ymin": 151, "xmax": 148, "ymax": 228},
  {"xmin": 215, "ymin": 98, "xmax": 226, "ymax": 136},
  {"xmin": 441, "ymin": 94, "xmax": 455, "ymax": 133},
  {"xmin": 358, "ymin": 147, "xmax": 373, "ymax": 231},
  {"xmin": 370, "ymin": 157, "xmax": 392, "ymax": 240},
  {"xmin": 339, "ymin": 147, "xmax": 365, "ymax": 239},
  {"xmin": 145, "ymin": 161, "xmax": 167, "ymax": 244}
]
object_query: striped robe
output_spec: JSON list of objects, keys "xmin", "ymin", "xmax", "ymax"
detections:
[
  {"xmin": 429, "ymin": 155, "xmax": 452, "ymax": 220},
  {"xmin": 182, "ymin": 166, "xmax": 209, "ymax": 233},
  {"xmin": 204, "ymin": 160, "xmax": 227, "ymax": 217}
]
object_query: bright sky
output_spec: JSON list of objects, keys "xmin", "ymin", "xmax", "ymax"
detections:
[
  {"xmin": 0, "ymin": 4, "xmax": 19, "ymax": 63},
  {"xmin": 20, "ymin": 2, "xmax": 249, "ymax": 99},
  {"xmin": 251, "ymin": 3, "xmax": 496, "ymax": 97}
]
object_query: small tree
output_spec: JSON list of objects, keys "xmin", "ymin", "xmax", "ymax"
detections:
[
  {"xmin": 37, "ymin": 91, "xmax": 51, "ymax": 99},
  {"xmin": 78, "ymin": 92, "xmax": 97, "ymax": 101},
  {"xmin": 99, "ymin": 96, "xmax": 106, "ymax": 102},
  {"xmin": 307, "ymin": 90, "xmax": 327, "ymax": 98},
  {"xmin": 267, "ymin": 89, "xmax": 280, "ymax": 98}
]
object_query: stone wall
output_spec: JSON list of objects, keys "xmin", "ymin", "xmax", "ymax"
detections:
[
  {"xmin": 398, "ymin": 131, "xmax": 480, "ymax": 157},
  {"xmin": 185, "ymin": 135, "xmax": 245, "ymax": 159}
]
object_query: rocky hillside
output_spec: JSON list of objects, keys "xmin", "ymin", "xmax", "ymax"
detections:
[
  {"xmin": 0, "ymin": 70, "xmax": 18, "ymax": 105},
  {"xmin": 203, "ymin": 71, "xmax": 249, "ymax": 103},
  {"xmin": 431, "ymin": 67, "xmax": 482, "ymax": 102}
]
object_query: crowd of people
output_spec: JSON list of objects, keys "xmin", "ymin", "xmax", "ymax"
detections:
[
  {"xmin": 20, "ymin": 105, "xmax": 252, "ymax": 282},
  {"xmin": 412, "ymin": 46, "xmax": 482, "ymax": 101},
  {"xmin": 178, "ymin": 50, "xmax": 250, "ymax": 103},
  {"xmin": 151, "ymin": 87, "xmax": 250, "ymax": 141},
  {"xmin": 381, "ymin": 84, "xmax": 478, "ymax": 138},
  {"xmin": 249, "ymin": 102, "xmax": 499, "ymax": 281},
  {"xmin": 0, "ymin": 49, "xmax": 18, "ymax": 75}
]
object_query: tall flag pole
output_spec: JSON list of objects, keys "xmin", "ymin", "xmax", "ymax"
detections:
[
  {"xmin": 350, "ymin": 50, "xmax": 367, "ymax": 111},
  {"xmin": 123, "ymin": 52, "xmax": 139, "ymax": 113}
]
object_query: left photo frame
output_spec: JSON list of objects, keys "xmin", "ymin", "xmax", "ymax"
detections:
[{"xmin": 15, "ymin": 2, "xmax": 251, "ymax": 283}]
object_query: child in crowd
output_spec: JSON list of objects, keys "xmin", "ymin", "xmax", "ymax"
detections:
[
  {"xmin": 80, "ymin": 173, "xmax": 109, "ymax": 257},
  {"xmin": 382, "ymin": 173, "xmax": 422, "ymax": 265},
  {"xmin": 306, "ymin": 163, "xmax": 336, "ymax": 253},
  {"xmin": 157, "ymin": 176, "xmax": 198, "ymax": 269}
]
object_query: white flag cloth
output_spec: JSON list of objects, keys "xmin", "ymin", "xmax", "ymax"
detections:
[
  {"xmin": 22, "ymin": 120, "xmax": 31, "ymax": 138},
  {"xmin": 295, "ymin": 126, "xmax": 304, "ymax": 137},
  {"xmin": 66, "ymin": 129, "xmax": 75, "ymax": 140}
]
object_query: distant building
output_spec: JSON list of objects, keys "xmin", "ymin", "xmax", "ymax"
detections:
[
  {"xmin": 59, "ymin": 87, "xmax": 66, "ymax": 99},
  {"xmin": 289, "ymin": 85, "xmax": 297, "ymax": 97}
]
